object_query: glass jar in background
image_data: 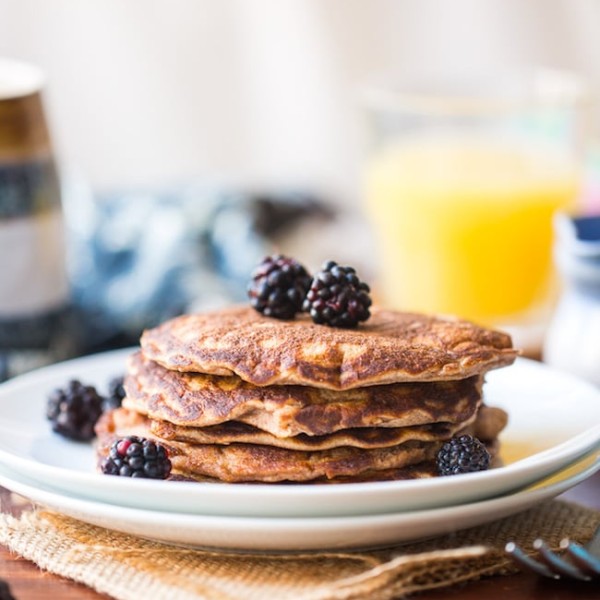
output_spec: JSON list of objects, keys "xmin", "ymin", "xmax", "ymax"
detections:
[
  {"xmin": 0, "ymin": 58, "xmax": 72, "ymax": 380},
  {"xmin": 363, "ymin": 70, "xmax": 593, "ymax": 356},
  {"xmin": 543, "ymin": 213, "xmax": 600, "ymax": 386}
]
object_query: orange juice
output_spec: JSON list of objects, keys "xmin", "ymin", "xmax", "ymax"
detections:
[{"xmin": 365, "ymin": 136, "xmax": 580, "ymax": 326}]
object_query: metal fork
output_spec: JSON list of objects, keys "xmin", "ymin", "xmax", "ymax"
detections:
[{"xmin": 505, "ymin": 525, "xmax": 600, "ymax": 582}]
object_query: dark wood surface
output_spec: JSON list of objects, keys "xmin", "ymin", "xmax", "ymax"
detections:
[{"xmin": 0, "ymin": 472, "xmax": 598, "ymax": 599}]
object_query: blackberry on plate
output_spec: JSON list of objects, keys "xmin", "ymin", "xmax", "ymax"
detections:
[
  {"xmin": 101, "ymin": 436, "xmax": 172, "ymax": 479},
  {"xmin": 247, "ymin": 254, "xmax": 311, "ymax": 319},
  {"xmin": 104, "ymin": 375, "xmax": 126, "ymax": 411},
  {"xmin": 46, "ymin": 379, "xmax": 104, "ymax": 442},
  {"xmin": 303, "ymin": 260, "xmax": 372, "ymax": 328},
  {"xmin": 436, "ymin": 434, "xmax": 490, "ymax": 476}
]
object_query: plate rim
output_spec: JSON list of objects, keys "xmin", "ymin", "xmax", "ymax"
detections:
[{"xmin": 0, "ymin": 454, "xmax": 597, "ymax": 551}]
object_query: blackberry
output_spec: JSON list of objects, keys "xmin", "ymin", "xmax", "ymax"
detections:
[
  {"xmin": 436, "ymin": 434, "xmax": 491, "ymax": 476},
  {"xmin": 302, "ymin": 260, "xmax": 372, "ymax": 328},
  {"xmin": 104, "ymin": 375, "xmax": 126, "ymax": 411},
  {"xmin": 46, "ymin": 379, "xmax": 104, "ymax": 441},
  {"xmin": 101, "ymin": 436, "xmax": 172, "ymax": 479},
  {"xmin": 247, "ymin": 254, "xmax": 311, "ymax": 319}
]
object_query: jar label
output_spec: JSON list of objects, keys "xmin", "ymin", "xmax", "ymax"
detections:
[
  {"xmin": 0, "ymin": 207, "xmax": 68, "ymax": 316},
  {"xmin": 0, "ymin": 160, "xmax": 61, "ymax": 217}
]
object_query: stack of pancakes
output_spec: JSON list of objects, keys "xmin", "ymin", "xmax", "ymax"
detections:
[{"xmin": 96, "ymin": 306, "xmax": 517, "ymax": 483}]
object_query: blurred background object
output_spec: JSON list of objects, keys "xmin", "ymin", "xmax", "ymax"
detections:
[
  {"xmin": 62, "ymin": 179, "xmax": 334, "ymax": 356},
  {"xmin": 0, "ymin": 0, "xmax": 600, "ymax": 376},
  {"xmin": 0, "ymin": 58, "xmax": 73, "ymax": 380},
  {"xmin": 1, "ymin": 0, "xmax": 599, "ymax": 206},
  {"xmin": 363, "ymin": 68, "xmax": 591, "ymax": 355},
  {"xmin": 544, "ymin": 213, "xmax": 600, "ymax": 386}
]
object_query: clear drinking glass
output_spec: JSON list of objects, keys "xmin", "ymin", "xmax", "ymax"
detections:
[{"xmin": 363, "ymin": 70, "xmax": 593, "ymax": 354}]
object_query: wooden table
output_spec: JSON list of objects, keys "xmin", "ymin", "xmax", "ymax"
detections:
[{"xmin": 0, "ymin": 472, "xmax": 598, "ymax": 600}]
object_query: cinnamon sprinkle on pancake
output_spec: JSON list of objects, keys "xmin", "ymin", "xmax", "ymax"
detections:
[{"xmin": 140, "ymin": 306, "xmax": 517, "ymax": 390}]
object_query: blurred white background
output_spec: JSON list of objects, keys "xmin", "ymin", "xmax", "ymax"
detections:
[{"xmin": 1, "ymin": 0, "xmax": 599, "ymax": 207}]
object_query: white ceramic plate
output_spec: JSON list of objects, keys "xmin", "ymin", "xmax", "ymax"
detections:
[
  {"xmin": 0, "ymin": 350, "xmax": 598, "ymax": 518},
  {"xmin": 0, "ymin": 455, "xmax": 597, "ymax": 551}
]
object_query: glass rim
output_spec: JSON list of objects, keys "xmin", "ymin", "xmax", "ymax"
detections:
[
  {"xmin": 361, "ymin": 68, "xmax": 594, "ymax": 116},
  {"xmin": 0, "ymin": 57, "xmax": 45, "ymax": 101}
]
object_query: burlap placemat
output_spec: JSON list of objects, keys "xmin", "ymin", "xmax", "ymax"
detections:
[{"xmin": 0, "ymin": 500, "xmax": 598, "ymax": 600}]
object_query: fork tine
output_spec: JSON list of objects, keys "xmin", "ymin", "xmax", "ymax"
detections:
[
  {"xmin": 533, "ymin": 540, "xmax": 592, "ymax": 582},
  {"xmin": 560, "ymin": 539, "xmax": 600, "ymax": 578},
  {"xmin": 505, "ymin": 542, "xmax": 559, "ymax": 579}
]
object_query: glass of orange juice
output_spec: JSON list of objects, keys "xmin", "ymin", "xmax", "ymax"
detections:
[{"xmin": 363, "ymin": 71, "xmax": 592, "ymax": 354}]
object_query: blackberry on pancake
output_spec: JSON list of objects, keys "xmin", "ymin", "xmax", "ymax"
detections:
[{"xmin": 247, "ymin": 254, "xmax": 311, "ymax": 320}]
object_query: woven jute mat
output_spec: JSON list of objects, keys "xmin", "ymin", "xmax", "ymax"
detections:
[{"xmin": 0, "ymin": 500, "xmax": 598, "ymax": 600}]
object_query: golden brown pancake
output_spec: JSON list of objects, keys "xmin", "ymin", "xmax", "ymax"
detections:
[
  {"xmin": 470, "ymin": 405, "xmax": 508, "ymax": 442},
  {"xmin": 149, "ymin": 418, "xmax": 468, "ymax": 450},
  {"xmin": 149, "ymin": 465, "xmax": 441, "ymax": 484},
  {"xmin": 166, "ymin": 441, "xmax": 439, "ymax": 483},
  {"xmin": 96, "ymin": 405, "xmax": 505, "ymax": 483},
  {"xmin": 149, "ymin": 406, "xmax": 506, "ymax": 452},
  {"xmin": 315, "ymin": 444, "xmax": 504, "ymax": 484},
  {"xmin": 96, "ymin": 409, "xmax": 441, "ymax": 483},
  {"xmin": 310, "ymin": 463, "xmax": 439, "ymax": 483},
  {"xmin": 124, "ymin": 351, "xmax": 483, "ymax": 437},
  {"xmin": 140, "ymin": 305, "xmax": 517, "ymax": 390},
  {"xmin": 102, "ymin": 305, "xmax": 513, "ymax": 484},
  {"xmin": 95, "ymin": 404, "xmax": 441, "ymax": 483}
]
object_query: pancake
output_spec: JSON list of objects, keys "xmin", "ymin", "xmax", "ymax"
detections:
[
  {"xmin": 96, "ymin": 404, "xmax": 505, "ymax": 483},
  {"xmin": 470, "ymin": 405, "xmax": 508, "ymax": 442},
  {"xmin": 142, "ymin": 464, "xmax": 441, "ymax": 484},
  {"xmin": 149, "ymin": 417, "xmax": 469, "ymax": 450},
  {"xmin": 96, "ymin": 409, "xmax": 442, "ymax": 483},
  {"xmin": 106, "ymin": 404, "xmax": 505, "ymax": 453},
  {"xmin": 96, "ymin": 409, "xmax": 436, "ymax": 484},
  {"xmin": 124, "ymin": 351, "xmax": 483, "ymax": 437},
  {"xmin": 312, "ymin": 444, "xmax": 504, "ymax": 484},
  {"xmin": 166, "ymin": 441, "xmax": 440, "ymax": 483},
  {"xmin": 140, "ymin": 306, "xmax": 517, "ymax": 390}
]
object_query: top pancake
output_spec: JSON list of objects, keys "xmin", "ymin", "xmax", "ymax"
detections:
[{"xmin": 141, "ymin": 305, "xmax": 517, "ymax": 390}]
